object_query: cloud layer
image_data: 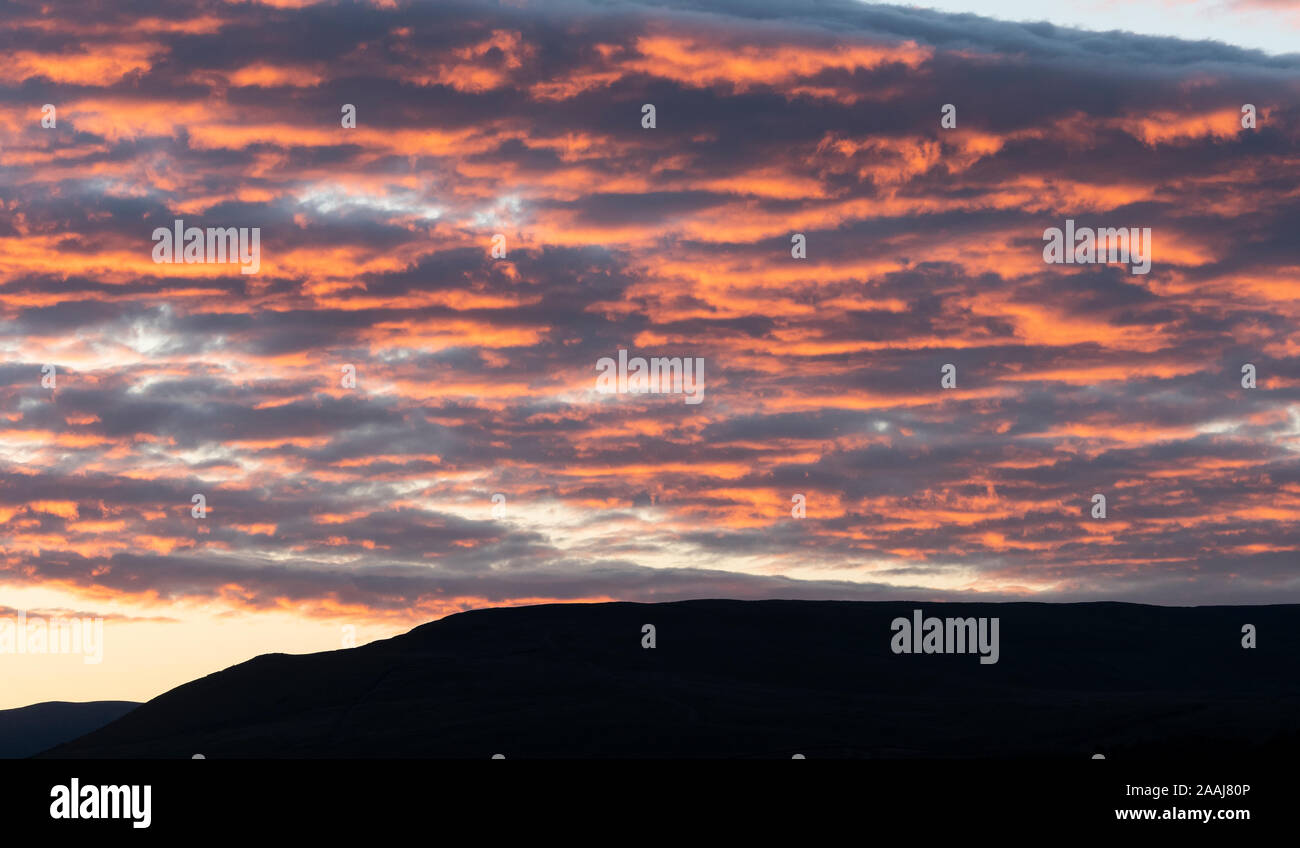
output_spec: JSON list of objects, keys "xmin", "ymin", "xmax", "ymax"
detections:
[{"xmin": 2, "ymin": 0, "xmax": 1300, "ymax": 629}]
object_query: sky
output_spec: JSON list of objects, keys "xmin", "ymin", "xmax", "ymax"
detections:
[
  {"xmin": 1, "ymin": 0, "xmax": 1298, "ymax": 708},
  {"xmin": 910, "ymin": 1, "xmax": 1300, "ymax": 56}
]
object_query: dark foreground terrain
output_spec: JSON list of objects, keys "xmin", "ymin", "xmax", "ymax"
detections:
[
  {"xmin": 1, "ymin": 701, "xmax": 138, "ymax": 758},
  {"xmin": 38, "ymin": 600, "xmax": 1300, "ymax": 758}
]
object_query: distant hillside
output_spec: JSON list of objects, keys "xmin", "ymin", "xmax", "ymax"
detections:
[
  {"xmin": 1, "ymin": 701, "xmax": 139, "ymax": 758},
  {"xmin": 39, "ymin": 600, "xmax": 1300, "ymax": 758}
]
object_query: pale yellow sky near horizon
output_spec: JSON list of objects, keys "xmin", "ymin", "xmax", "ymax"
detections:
[{"xmin": 0, "ymin": 584, "xmax": 407, "ymax": 710}]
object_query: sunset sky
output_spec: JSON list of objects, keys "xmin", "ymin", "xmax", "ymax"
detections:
[{"xmin": 2, "ymin": 0, "xmax": 1299, "ymax": 708}]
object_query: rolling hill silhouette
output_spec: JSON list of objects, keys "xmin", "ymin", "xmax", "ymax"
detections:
[
  {"xmin": 39, "ymin": 600, "xmax": 1300, "ymax": 758},
  {"xmin": 1, "ymin": 701, "xmax": 138, "ymax": 758}
]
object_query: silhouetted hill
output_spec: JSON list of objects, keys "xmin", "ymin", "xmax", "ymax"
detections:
[
  {"xmin": 1, "ymin": 701, "xmax": 139, "ymax": 758},
  {"xmin": 40, "ymin": 600, "xmax": 1300, "ymax": 758}
]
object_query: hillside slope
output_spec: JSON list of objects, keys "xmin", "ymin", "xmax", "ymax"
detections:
[
  {"xmin": 40, "ymin": 600, "xmax": 1300, "ymax": 758},
  {"xmin": 1, "ymin": 701, "xmax": 139, "ymax": 758}
]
